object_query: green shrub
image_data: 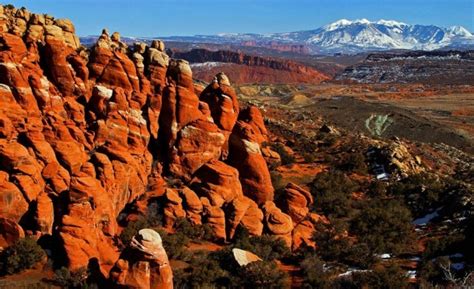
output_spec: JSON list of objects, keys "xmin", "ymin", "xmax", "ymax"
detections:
[
  {"xmin": 303, "ymin": 152, "xmax": 317, "ymax": 163},
  {"xmin": 300, "ymin": 254, "xmax": 332, "ymax": 289},
  {"xmin": 388, "ymin": 173, "xmax": 445, "ymax": 217},
  {"xmin": 234, "ymin": 260, "xmax": 289, "ymax": 288},
  {"xmin": 0, "ymin": 237, "xmax": 45, "ymax": 275},
  {"xmin": 119, "ymin": 217, "xmax": 150, "ymax": 247},
  {"xmin": 310, "ymin": 170, "xmax": 359, "ymax": 218},
  {"xmin": 173, "ymin": 251, "xmax": 230, "ymax": 288},
  {"xmin": 271, "ymin": 143, "xmax": 295, "ymax": 165},
  {"xmin": 174, "ymin": 218, "xmax": 214, "ymax": 241},
  {"xmin": 350, "ymin": 199, "xmax": 413, "ymax": 254},
  {"xmin": 350, "ymin": 265, "xmax": 409, "ymax": 289},
  {"xmin": 338, "ymin": 152, "xmax": 368, "ymax": 174},
  {"xmin": 270, "ymin": 171, "xmax": 286, "ymax": 191},
  {"xmin": 233, "ymin": 227, "xmax": 290, "ymax": 261},
  {"xmin": 53, "ymin": 267, "xmax": 88, "ymax": 289}
]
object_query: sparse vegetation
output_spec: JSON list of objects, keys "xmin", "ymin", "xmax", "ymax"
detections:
[
  {"xmin": 232, "ymin": 227, "xmax": 290, "ymax": 261},
  {"xmin": 310, "ymin": 170, "xmax": 359, "ymax": 218},
  {"xmin": 0, "ymin": 237, "xmax": 45, "ymax": 275},
  {"xmin": 53, "ymin": 267, "xmax": 88, "ymax": 289},
  {"xmin": 271, "ymin": 143, "xmax": 295, "ymax": 165}
]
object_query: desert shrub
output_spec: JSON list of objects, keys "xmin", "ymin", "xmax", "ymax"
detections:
[
  {"xmin": 174, "ymin": 218, "xmax": 214, "ymax": 241},
  {"xmin": 388, "ymin": 173, "xmax": 445, "ymax": 217},
  {"xmin": 270, "ymin": 170, "xmax": 286, "ymax": 190},
  {"xmin": 312, "ymin": 221, "xmax": 375, "ymax": 269},
  {"xmin": 174, "ymin": 251, "xmax": 231, "ymax": 288},
  {"xmin": 300, "ymin": 254, "xmax": 333, "ymax": 289},
  {"xmin": 422, "ymin": 234, "xmax": 465, "ymax": 260},
  {"xmin": 119, "ymin": 217, "xmax": 150, "ymax": 247},
  {"xmin": 348, "ymin": 265, "xmax": 409, "ymax": 289},
  {"xmin": 310, "ymin": 170, "xmax": 359, "ymax": 218},
  {"xmin": 232, "ymin": 227, "xmax": 290, "ymax": 261},
  {"xmin": 338, "ymin": 152, "xmax": 368, "ymax": 174},
  {"xmin": 234, "ymin": 260, "xmax": 290, "ymax": 289},
  {"xmin": 367, "ymin": 180, "xmax": 388, "ymax": 198},
  {"xmin": 271, "ymin": 143, "xmax": 295, "ymax": 165},
  {"xmin": 350, "ymin": 199, "xmax": 413, "ymax": 254},
  {"xmin": 303, "ymin": 152, "xmax": 317, "ymax": 163},
  {"xmin": 5, "ymin": 4, "xmax": 15, "ymax": 9},
  {"xmin": 0, "ymin": 237, "xmax": 45, "ymax": 275},
  {"xmin": 53, "ymin": 267, "xmax": 88, "ymax": 289}
]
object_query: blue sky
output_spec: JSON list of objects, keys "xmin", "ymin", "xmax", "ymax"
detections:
[{"xmin": 3, "ymin": 0, "xmax": 473, "ymax": 36}]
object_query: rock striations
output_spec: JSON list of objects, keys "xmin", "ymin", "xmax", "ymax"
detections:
[{"xmin": 0, "ymin": 4, "xmax": 317, "ymax": 277}]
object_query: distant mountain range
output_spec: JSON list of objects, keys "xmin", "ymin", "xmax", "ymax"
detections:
[{"xmin": 81, "ymin": 19, "xmax": 474, "ymax": 54}]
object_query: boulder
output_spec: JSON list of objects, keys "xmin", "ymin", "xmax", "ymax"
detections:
[
  {"xmin": 0, "ymin": 217, "xmax": 25, "ymax": 248},
  {"xmin": 280, "ymin": 182, "xmax": 313, "ymax": 223},
  {"xmin": 232, "ymin": 248, "xmax": 262, "ymax": 266},
  {"xmin": 191, "ymin": 160, "xmax": 243, "ymax": 207},
  {"xmin": 110, "ymin": 229, "xmax": 173, "ymax": 289},
  {"xmin": 262, "ymin": 201, "xmax": 293, "ymax": 248}
]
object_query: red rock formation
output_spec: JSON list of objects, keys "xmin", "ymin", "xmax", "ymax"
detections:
[
  {"xmin": 228, "ymin": 106, "xmax": 274, "ymax": 204},
  {"xmin": 110, "ymin": 229, "xmax": 173, "ymax": 289},
  {"xmin": 280, "ymin": 182, "xmax": 313, "ymax": 223},
  {"xmin": 262, "ymin": 201, "xmax": 294, "ymax": 247},
  {"xmin": 0, "ymin": 5, "xmax": 319, "ymax": 271},
  {"xmin": 199, "ymin": 72, "xmax": 239, "ymax": 158},
  {"xmin": 171, "ymin": 49, "xmax": 329, "ymax": 84}
]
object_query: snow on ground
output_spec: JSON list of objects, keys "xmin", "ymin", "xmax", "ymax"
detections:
[
  {"xmin": 451, "ymin": 262, "xmax": 465, "ymax": 271},
  {"xmin": 406, "ymin": 270, "xmax": 417, "ymax": 279},
  {"xmin": 338, "ymin": 268, "xmax": 370, "ymax": 277},
  {"xmin": 413, "ymin": 207, "xmax": 442, "ymax": 226}
]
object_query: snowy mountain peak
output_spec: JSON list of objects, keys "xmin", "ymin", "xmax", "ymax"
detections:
[
  {"xmin": 376, "ymin": 19, "xmax": 408, "ymax": 27},
  {"xmin": 447, "ymin": 25, "xmax": 473, "ymax": 37}
]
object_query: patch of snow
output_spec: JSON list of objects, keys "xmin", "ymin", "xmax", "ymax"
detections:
[
  {"xmin": 413, "ymin": 208, "xmax": 442, "ymax": 226},
  {"xmin": 338, "ymin": 268, "xmax": 370, "ymax": 277},
  {"xmin": 406, "ymin": 270, "xmax": 417, "ymax": 279},
  {"xmin": 378, "ymin": 253, "xmax": 392, "ymax": 259},
  {"xmin": 451, "ymin": 263, "xmax": 465, "ymax": 271}
]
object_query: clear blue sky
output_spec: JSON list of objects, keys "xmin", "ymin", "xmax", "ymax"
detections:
[{"xmin": 3, "ymin": 0, "xmax": 473, "ymax": 36}]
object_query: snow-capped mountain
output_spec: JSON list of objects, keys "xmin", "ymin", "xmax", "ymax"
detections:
[{"xmin": 159, "ymin": 19, "xmax": 474, "ymax": 54}]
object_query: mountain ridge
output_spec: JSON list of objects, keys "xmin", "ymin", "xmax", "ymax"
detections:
[{"xmin": 92, "ymin": 19, "xmax": 473, "ymax": 54}]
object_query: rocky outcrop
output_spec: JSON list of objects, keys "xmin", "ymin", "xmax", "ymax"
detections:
[
  {"xmin": 199, "ymin": 72, "xmax": 239, "ymax": 158},
  {"xmin": 0, "ymin": 5, "xmax": 318, "ymax": 272},
  {"xmin": 262, "ymin": 201, "xmax": 294, "ymax": 247},
  {"xmin": 228, "ymin": 106, "xmax": 274, "ymax": 205},
  {"xmin": 110, "ymin": 229, "xmax": 173, "ymax": 289}
]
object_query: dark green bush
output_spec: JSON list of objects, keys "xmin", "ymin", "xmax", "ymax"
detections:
[
  {"xmin": 233, "ymin": 227, "xmax": 290, "ymax": 261},
  {"xmin": 310, "ymin": 170, "xmax": 359, "ymax": 218},
  {"xmin": 174, "ymin": 218, "xmax": 214, "ymax": 241},
  {"xmin": 338, "ymin": 152, "xmax": 368, "ymax": 174},
  {"xmin": 349, "ymin": 265, "xmax": 409, "ymax": 289},
  {"xmin": 350, "ymin": 199, "xmax": 413, "ymax": 254},
  {"xmin": 173, "ymin": 251, "xmax": 230, "ymax": 288},
  {"xmin": 53, "ymin": 267, "xmax": 88, "ymax": 289},
  {"xmin": 271, "ymin": 143, "xmax": 295, "ymax": 165},
  {"xmin": 0, "ymin": 237, "xmax": 45, "ymax": 275},
  {"xmin": 300, "ymin": 254, "xmax": 332, "ymax": 289},
  {"xmin": 234, "ymin": 260, "xmax": 289, "ymax": 289},
  {"xmin": 388, "ymin": 173, "xmax": 445, "ymax": 217}
]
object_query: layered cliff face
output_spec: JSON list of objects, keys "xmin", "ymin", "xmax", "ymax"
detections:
[
  {"xmin": 0, "ymin": 4, "xmax": 317, "ymax": 274},
  {"xmin": 170, "ymin": 48, "xmax": 329, "ymax": 84}
]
